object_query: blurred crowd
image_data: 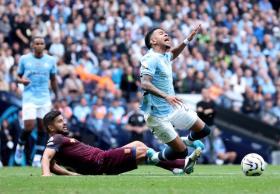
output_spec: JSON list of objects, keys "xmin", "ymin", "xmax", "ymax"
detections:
[{"xmin": 0, "ymin": 0, "xmax": 280, "ymax": 165}]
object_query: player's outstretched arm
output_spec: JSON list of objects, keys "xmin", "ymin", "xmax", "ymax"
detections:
[
  {"xmin": 41, "ymin": 148, "xmax": 56, "ymax": 176},
  {"xmin": 141, "ymin": 75, "xmax": 183, "ymax": 106},
  {"xmin": 51, "ymin": 163, "xmax": 80, "ymax": 176},
  {"xmin": 170, "ymin": 24, "xmax": 201, "ymax": 60}
]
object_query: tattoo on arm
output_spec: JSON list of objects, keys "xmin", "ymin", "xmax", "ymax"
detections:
[{"xmin": 140, "ymin": 74, "xmax": 167, "ymax": 99}]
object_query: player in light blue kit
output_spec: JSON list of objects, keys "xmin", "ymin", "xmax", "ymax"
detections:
[
  {"xmin": 140, "ymin": 25, "xmax": 211, "ymax": 174},
  {"xmin": 14, "ymin": 36, "xmax": 58, "ymax": 167}
]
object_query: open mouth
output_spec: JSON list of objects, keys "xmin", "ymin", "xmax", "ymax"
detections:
[{"xmin": 164, "ymin": 38, "xmax": 170, "ymax": 43}]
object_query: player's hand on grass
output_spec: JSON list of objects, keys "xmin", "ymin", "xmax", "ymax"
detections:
[
  {"xmin": 71, "ymin": 172, "xmax": 80, "ymax": 176},
  {"xmin": 21, "ymin": 77, "xmax": 31, "ymax": 86},
  {"xmin": 186, "ymin": 24, "xmax": 201, "ymax": 41},
  {"xmin": 42, "ymin": 173, "xmax": 52, "ymax": 177},
  {"xmin": 165, "ymin": 95, "xmax": 183, "ymax": 106}
]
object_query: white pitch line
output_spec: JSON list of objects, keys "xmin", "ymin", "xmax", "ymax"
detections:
[{"xmin": 122, "ymin": 172, "xmax": 280, "ymax": 176}]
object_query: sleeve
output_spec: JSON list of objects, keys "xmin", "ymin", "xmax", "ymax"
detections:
[
  {"xmin": 140, "ymin": 55, "xmax": 157, "ymax": 77},
  {"xmin": 17, "ymin": 56, "xmax": 25, "ymax": 75},
  {"xmin": 46, "ymin": 134, "xmax": 64, "ymax": 152},
  {"xmin": 50, "ymin": 57, "xmax": 57, "ymax": 75}
]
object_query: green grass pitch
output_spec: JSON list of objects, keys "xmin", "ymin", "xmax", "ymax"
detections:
[{"xmin": 0, "ymin": 165, "xmax": 279, "ymax": 194}]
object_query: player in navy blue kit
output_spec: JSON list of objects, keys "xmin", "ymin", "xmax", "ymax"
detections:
[
  {"xmin": 41, "ymin": 110, "xmax": 188, "ymax": 176},
  {"xmin": 14, "ymin": 36, "xmax": 58, "ymax": 166}
]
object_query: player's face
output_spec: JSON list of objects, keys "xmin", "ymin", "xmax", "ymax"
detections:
[
  {"xmin": 32, "ymin": 38, "xmax": 45, "ymax": 53},
  {"xmin": 52, "ymin": 115, "xmax": 69, "ymax": 135},
  {"xmin": 151, "ymin": 29, "xmax": 171, "ymax": 49}
]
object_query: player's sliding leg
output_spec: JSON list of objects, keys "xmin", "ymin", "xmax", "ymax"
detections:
[
  {"xmin": 145, "ymin": 136, "xmax": 201, "ymax": 174},
  {"xmin": 127, "ymin": 141, "xmax": 188, "ymax": 168},
  {"xmin": 153, "ymin": 136, "xmax": 189, "ymax": 161},
  {"xmin": 32, "ymin": 118, "xmax": 46, "ymax": 167},
  {"xmin": 14, "ymin": 120, "xmax": 35, "ymax": 165},
  {"xmin": 146, "ymin": 146, "xmax": 201, "ymax": 175},
  {"xmin": 146, "ymin": 148, "xmax": 185, "ymax": 170}
]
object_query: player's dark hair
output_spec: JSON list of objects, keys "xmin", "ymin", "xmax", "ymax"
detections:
[
  {"xmin": 31, "ymin": 36, "xmax": 45, "ymax": 43},
  {"xmin": 145, "ymin": 28, "xmax": 160, "ymax": 49},
  {"xmin": 31, "ymin": 36, "xmax": 45, "ymax": 49},
  {"xmin": 43, "ymin": 110, "xmax": 61, "ymax": 132}
]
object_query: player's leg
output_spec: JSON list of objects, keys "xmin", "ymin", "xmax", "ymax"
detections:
[
  {"xmin": 146, "ymin": 117, "xmax": 202, "ymax": 174},
  {"xmin": 146, "ymin": 114, "xmax": 192, "ymax": 160},
  {"xmin": 32, "ymin": 105, "xmax": 51, "ymax": 167},
  {"xmin": 122, "ymin": 141, "xmax": 148, "ymax": 163},
  {"xmin": 123, "ymin": 141, "xmax": 186, "ymax": 174},
  {"xmin": 14, "ymin": 105, "xmax": 36, "ymax": 165},
  {"xmin": 15, "ymin": 120, "xmax": 36, "ymax": 165},
  {"xmin": 124, "ymin": 140, "xmax": 186, "ymax": 158},
  {"xmin": 183, "ymin": 118, "xmax": 211, "ymax": 148},
  {"xmin": 171, "ymin": 106, "xmax": 210, "ymax": 174},
  {"xmin": 156, "ymin": 107, "xmax": 204, "ymax": 174},
  {"xmin": 171, "ymin": 106, "xmax": 208, "ymax": 149}
]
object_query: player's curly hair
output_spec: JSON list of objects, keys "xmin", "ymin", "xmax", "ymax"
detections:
[
  {"xmin": 144, "ymin": 28, "xmax": 161, "ymax": 49},
  {"xmin": 43, "ymin": 110, "xmax": 61, "ymax": 132}
]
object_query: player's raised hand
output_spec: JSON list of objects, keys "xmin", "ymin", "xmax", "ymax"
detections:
[
  {"xmin": 21, "ymin": 77, "xmax": 31, "ymax": 86},
  {"xmin": 165, "ymin": 95, "xmax": 183, "ymax": 106},
  {"xmin": 186, "ymin": 24, "xmax": 201, "ymax": 42}
]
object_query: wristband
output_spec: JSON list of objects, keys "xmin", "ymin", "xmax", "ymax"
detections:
[{"xmin": 183, "ymin": 38, "xmax": 190, "ymax": 45}]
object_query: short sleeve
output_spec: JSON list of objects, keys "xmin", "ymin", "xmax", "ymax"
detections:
[
  {"xmin": 50, "ymin": 57, "xmax": 57, "ymax": 75},
  {"xmin": 140, "ymin": 56, "xmax": 157, "ymax": 77},
  {"xmin": 17, "ymin": 56, "xmax": 25, "ymax": 75},
  {"xmin": 46, "ymin": 134, "xmax": 64, "ymax": 152}
]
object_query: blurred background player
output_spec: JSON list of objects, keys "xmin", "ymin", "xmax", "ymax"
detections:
[
  {"xmin": 140, "ymin": 25, "xmax": 211, "ymax": 174},
  {"xmin": 41, "ymin": 110, "xmax": 189, "ymax": 176},
  {"xmin": 124, "ymin": 100, "xmax": 148, "ymax": 142},
  {"xmin": 196, "ymin": 88, "xmax": 216, "ymax": 163},
  {"xmin": 14, "ymin": 36, "xmax": 58, "ymax": 167},
  {"xmin": 212, "ymin": 128, "xmax": 237, "ymax": 165}
]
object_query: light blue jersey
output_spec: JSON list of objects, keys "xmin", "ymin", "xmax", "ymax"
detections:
[
  {"xmin": 140, "ymin": 49, "xmax": 175, "ymax": 117},
  {"xmin": 17, "ymin": 53, "xmax": 57, "ymax": 105}
]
